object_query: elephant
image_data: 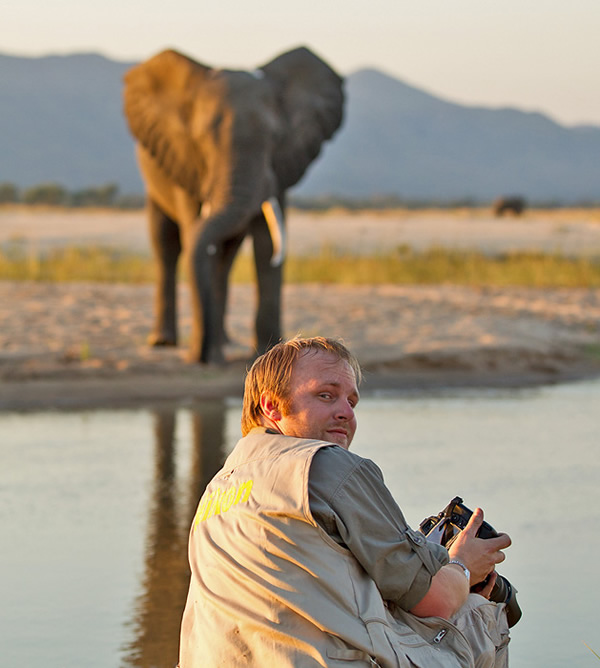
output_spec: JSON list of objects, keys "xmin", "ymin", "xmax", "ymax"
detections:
[
  {"xmin": 123, "ymin": 46, "xmax": 344, "ymax": 364},
  {"xmin": 493, "ymin": 196, "xmax": 526, "ymax": 217}
]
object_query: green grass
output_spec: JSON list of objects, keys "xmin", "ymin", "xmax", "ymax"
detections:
[{"xmin": 1, "ymin": 242, "xmax": 599, "ymax": 288}]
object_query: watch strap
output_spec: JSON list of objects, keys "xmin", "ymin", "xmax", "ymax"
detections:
[{"xmin": 448, "ymin": 559, "xmax": 470, "ymax": 581}]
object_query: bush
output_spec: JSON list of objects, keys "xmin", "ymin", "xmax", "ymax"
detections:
[
  {"xmin": 0, "ymin": 182, "xmax": 19, "ymax": 203},
  {"xmin": 22, "ymin": 183, "xmax": 68, "ymax": 206}
]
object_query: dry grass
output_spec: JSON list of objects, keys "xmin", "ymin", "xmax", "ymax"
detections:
[
  {"xmin": 0, "ymin": 243, "xmax": 154, "ymax": 283},
  {"xmin": 2, "ymin": 241, "xmax": 598, "ymax": 288},
  {"xmin": 232, "ymin": 245, "xmax": 600, "ymax": 288}
]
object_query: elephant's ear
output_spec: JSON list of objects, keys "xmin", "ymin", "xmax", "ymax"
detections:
[
  {"xmin": 261, "ymin": 47, "xmax": 344, "ymax": 191},
  {"xmin": 123, "ymin": 50, "xmax": 211, "ymax": 195}
]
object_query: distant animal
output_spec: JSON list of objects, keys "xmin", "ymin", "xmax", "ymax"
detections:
[
  {"xmin": 493, "ymin": 196, "xmax": 526, "ymax": 217},
  {"xmin": 123, "ymin": 46, "xmax": 344, "ymax": 364}
]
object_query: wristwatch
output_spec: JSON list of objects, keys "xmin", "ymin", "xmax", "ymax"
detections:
[{"xmin": 448, "ymin": 559, "xmax": 471, "ymax": 582}]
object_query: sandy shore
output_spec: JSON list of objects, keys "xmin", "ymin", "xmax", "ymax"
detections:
[{"xmin": 1, "ymin": 208, "xmax": 599, "ymax": 410}]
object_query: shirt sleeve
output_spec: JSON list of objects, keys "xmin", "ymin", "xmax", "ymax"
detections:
[{"xmin": 308, "ymin": 446, "xmax": 449, "ymax": 611}]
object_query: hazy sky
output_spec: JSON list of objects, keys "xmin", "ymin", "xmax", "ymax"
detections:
[{"xmin": 4, "ymin": 0, "xmax": 599, "ymax": 126}]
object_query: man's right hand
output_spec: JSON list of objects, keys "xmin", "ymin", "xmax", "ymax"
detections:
[{"xmin": 448, "ymin": 507, "xmax": 512, "ymax": 586}]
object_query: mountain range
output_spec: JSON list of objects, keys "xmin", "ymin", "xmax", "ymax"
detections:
[{"xmin": 1, "ymin": 51, "xmax": 598, "ymax": 204}]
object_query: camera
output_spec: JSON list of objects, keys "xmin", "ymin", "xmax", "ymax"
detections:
[
  {"xmin": 419, "ymin": 496, "xmax": 522, "ymax": 627},
  {"xmin": 419, "ymin": 496, "xmax": 498, "ymax": 544}
]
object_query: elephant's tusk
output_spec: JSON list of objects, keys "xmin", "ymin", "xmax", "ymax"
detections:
[
  {"xmin": 200, "ymin": 201, "xmax": 212, "ymax": 219},
  {"xmin": 261, "ymin": 198, "xmax": 286, "ymax": 267}
]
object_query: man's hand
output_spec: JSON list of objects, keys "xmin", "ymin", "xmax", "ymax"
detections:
[
  {"xmin": 448, "ymin": 507, "xmax": 511, "ymax": 586},
  {"xmin": 474, "ymin": 570, "xmax": 498, "ymax": 599}
]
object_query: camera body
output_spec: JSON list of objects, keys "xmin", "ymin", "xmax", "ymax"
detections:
[
  {"xmin": 419, "ymin": 496, "xmax": 498, "ymax": 546},
  {"xmin": 419, "ymin": 496, "xmax": 522, "ymax": 628}
]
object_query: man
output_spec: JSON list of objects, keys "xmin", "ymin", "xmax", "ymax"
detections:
[{"xmin": 179, "ymin": 336, "xmax": 512, "ymax": 667}]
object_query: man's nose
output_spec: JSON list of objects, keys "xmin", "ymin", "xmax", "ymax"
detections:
[{"xmin": 335, "ymin": 401, "xmax": 355, "ymax": 421}]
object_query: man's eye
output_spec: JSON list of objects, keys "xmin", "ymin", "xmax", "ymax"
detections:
[{"xmin": 318, "ymin": 393, "xmax": 332, "ymax": 400}]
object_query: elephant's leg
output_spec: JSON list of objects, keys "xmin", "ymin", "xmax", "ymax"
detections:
[
  {"xmin": 250, "ymin": 208, "xmax": 283, "ymax": 354},
  {"xmin": 147, "ymin": 199, "xmax": 181, "ymax": 346}
]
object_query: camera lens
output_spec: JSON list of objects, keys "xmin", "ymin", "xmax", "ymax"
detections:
[{"xmin": 490, "ymin": 575, "xmax": 522, "ymax": 628}]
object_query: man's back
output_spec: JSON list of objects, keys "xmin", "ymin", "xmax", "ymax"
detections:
[{"xmin": 179, "ymin": 429, "xmax": 472, "ymax": 667}]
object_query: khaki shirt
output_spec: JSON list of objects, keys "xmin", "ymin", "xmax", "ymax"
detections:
[{"xmin": 309, "ymin": 445, "xmax": 447, "ymax": 609}]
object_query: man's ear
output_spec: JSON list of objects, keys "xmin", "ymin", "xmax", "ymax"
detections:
[{"xmin": 260, "ymin": 393, "xmax": 282, "ymax": 422}]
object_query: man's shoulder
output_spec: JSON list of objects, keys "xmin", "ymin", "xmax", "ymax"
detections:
[
  {"xmin": 310, "ymin": 445, "xmax": 378, "ymax": 488},
  {"xmin": 313, "ymin": 444, "xmax": 366, "ymax": 466},
  {"xmin": 309, "ymin": 445, "xmax": 388, "ymax": 515}
]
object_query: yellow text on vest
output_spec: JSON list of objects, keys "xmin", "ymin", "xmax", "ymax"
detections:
[{"xmin": 193, "ymin": 479, "xmax": 254, "ymax": 528}]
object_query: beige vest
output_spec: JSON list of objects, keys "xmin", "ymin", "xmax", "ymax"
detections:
[{"xmin": 179, "ymin": 430, "xmax": 475, "ymax": 667}]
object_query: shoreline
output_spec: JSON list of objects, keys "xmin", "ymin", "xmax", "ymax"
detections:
[
  {"xmin": 4, "ymin": 363, "xmax": 600, "ymax": 412},
  {"xmin": 2, "ymin": 280, "xmax": 599, "ymax": 411},
  {"xmin": 3, "ymin": 341, "xmax": 599, "ymax": 412}
]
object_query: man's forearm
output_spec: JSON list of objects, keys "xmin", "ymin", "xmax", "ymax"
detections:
[{"xmin": 408, "ymin": 564, "xmax": 469, "ymax": 619}]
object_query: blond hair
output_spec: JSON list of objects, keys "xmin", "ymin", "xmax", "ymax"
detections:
[{"xmin": 241, "ymin": 336, "xmax": 362, "ymax": 436}]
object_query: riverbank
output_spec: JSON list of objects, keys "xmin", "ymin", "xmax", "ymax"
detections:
[
  {"xmin": 2, "ymin": 280, "xmax": 599, "ymax": 410},
  {"xmin": 2, "ymin": 207, "xmax": 599, "ymax": 410}
]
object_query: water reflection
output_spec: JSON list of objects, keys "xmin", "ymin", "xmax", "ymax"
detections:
[
  {"xmin": 2, "ymin": 380, "xmax": 600, "ymax": 668},
  {"xmin": 122, "ymin": 402, "xmax": 229, "ymax": 668}
]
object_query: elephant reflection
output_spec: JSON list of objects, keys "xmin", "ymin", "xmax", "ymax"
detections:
[
  {"xmin": 122, "ymin": 402, "xmax": 229, "ymax": 667},
  {"xmin": 123, "ymin": 46, "xmax": 345, "ymax": 363}
]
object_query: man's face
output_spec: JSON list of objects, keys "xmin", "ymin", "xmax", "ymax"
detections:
[{"xmin": 264, "ymin": 349, "xmax": 359, "ymax": 449}]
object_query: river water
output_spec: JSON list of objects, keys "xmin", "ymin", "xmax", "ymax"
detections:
[{"xmin": 1, "ymin": 379, "xmax": 599, "ymax": 667}]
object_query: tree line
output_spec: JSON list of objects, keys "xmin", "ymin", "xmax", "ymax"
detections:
[
  {"xmin": 1, "ymin": 183, "xmax": 479, "ymax": 210},
  {"xmin": 1, "ymin": 181, "xmax": 596, "ymax": 211},
  {"xmin": 0, "ymin": 182, "xmax": 145, "ymax": 208}
]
